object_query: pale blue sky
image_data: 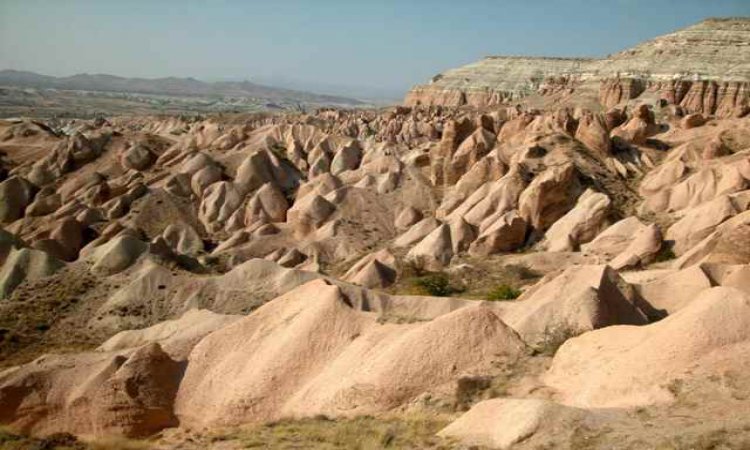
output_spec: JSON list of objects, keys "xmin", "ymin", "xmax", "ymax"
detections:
[{"xmin": 1, "ymin": 0, "xmax": 749, "ymax": 99}]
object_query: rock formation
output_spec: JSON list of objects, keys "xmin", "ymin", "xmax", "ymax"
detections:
[
  {"xmin": 406, "ymin": 19, "xmax": 750, "ymax": 117},
  {"xmin": 0, "ymin": 31, "xmax": 749, "ymax": 446}
]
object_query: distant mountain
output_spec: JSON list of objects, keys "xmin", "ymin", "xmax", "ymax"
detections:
[
  {"xmin": 0, "ymin": 70, "xmax": 364, "ymax": 106},
  {"xmin": 249, "ymin": 75, "xmax": 405, "ymax": 104}
]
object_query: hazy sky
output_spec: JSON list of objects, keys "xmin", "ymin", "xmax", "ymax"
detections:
[{"xmin": 2, "ymin": 0, "xmax": 749, "ymax": 98}]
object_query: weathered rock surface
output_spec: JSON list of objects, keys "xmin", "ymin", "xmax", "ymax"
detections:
[
  {"xmin": 468, "ymin": 210, "xmax": 527, "ymax": 256},
  {"xmin": 0, "ymin": 247, "xmax": 63, "ymax": 298},
  {"xmin": 89, "ymin": 235, "xmax": 148, "ymax": 275},
  {"xmin": 0, "ymin": 343, "xmax": 184, "ymax": 437},
  {"xmin": 518, "ymin": 163, "xmax": 581, "ymax": 231},
  {"xmin": 546, "ymin": 287, "xmax": 750, "ymax": 408},
  {"xmin": 0, "ymin": 176, "xmax": 35, "ymax": 223},
  {"xmin": 609, "ymin": 224, "xmax": 663, "ymax": 270},
  {"xmin": 175, "ymin": 280, "xmax": 526, "ymax": 427},
  {"xmin": 406, "ymin": 19, "xmax": 750, "ymax": 117},
  {"xmin": 542, "ymin": 189, "xmax": 611, "ymax": 252},
  {"xmin": 406, "ymin": 223, "xmax": 453, "ymax": 270},
  {"xmin": 499, "ymin": 265, "xmax": 648, "ymax": 346},
  {"xmin": 98, "ymin": 309, "xmax": 241, "ymax": 360},
  {"xmin": 439, "ymin": 399, "xmax": 587, "ymax": 449}
]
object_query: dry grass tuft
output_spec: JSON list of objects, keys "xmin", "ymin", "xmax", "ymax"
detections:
[{"xmin": 208, "ymin": 414, "xmax": 454, "ymax": 449}]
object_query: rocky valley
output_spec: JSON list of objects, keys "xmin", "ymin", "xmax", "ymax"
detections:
[
  {"xmin": 0, "ymin": 16, "xmax": 750, "ymax": 450},
  {"xmin": 0, "ymin": 71, "xmax": 364, "ymax": 119}
]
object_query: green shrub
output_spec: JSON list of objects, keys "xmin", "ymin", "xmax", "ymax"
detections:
[
  {"xmin": 0, "ymin": 428, "xmax": 21, "ymax": 445},
  {"xmin": 413, "ymin": 273, "xmax": 458, "ymax": 297},
  {"xmin": 486, "ymin": 284, "xmax": 521, "ymax": 301},
  {"xmin": 653, "ymin": 246, "xmax": 676, "ymax": 263}
]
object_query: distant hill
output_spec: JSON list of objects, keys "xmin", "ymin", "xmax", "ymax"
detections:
[{"xmin": 0, "ymin": 69, "xmax": 364, "ymax": 106}]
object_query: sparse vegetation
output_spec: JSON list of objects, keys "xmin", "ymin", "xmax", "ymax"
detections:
[
  {"xmin": 486, "ymin": 284, "xmax": 522, "ymax": 301},
  {"xmin": 376, "ymin": 313, "xmax": 428, "ymax": 324},
  {"xmin": 208, "ymin": 414, "xmax": 454, "ymax": 449},
  {"xmin": 506, "ymin": 264, "xmax": 542, "ymax": 280},
  {"xmin": 454, "ymin": 375, "xmax": 493, "ymax": 411},
  {"xmin": 0, "ymin": 427, "xmax": 153, "ymax": 450},
  {"xmin": 0, "ymin": 266, "xmax": 104, "ymax": 368},
  {"xmin": 88, "ymin": 437, "xmax": 151, "ymax": 450},
  {"xmin": 567, "ymin": 424, "xmax": 611, "ymax": 450},
  {"xmin": 0, "ymin": 428, "xmax": 85, "ymax": 450},
  {"xmin": 387, "ymin": 259, "xmax": 540, "ymax": 300},
  {"xmin": 269, "ymin": 142, "xmax": 290, "ymax": 160},
  {"xmin": 653, "ymin": 246, "xmax": 677, "ymax": 263},
  {"xmin": 450, "ymin": 356, "xmax": 540, "ymax": 413},
  {"xmin": 654, "ymin": 428, "xmax": 745, "ymax": 450},
  {"xmin": 412, "ymin": 273, "xmax": 463, "ymax": 297},
  {"xmin": 665, "ymin": 378, "xmax": 684, "ymax": 397},
  {"xmin": 534, "ymin": 325, "xmax": 580, "ymax": 356},
  {"xmin": 4, "ymin": 18, "xmax": 750, "ymax": 447}
]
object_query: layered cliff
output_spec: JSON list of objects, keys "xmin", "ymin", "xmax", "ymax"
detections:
[
  {"xmin": 405, "ymin": 18, "xmax": 750, "ymax": 117},
  {"xmin": 405, "ymin": 56, "xmax": 595, "ymax": 108}
]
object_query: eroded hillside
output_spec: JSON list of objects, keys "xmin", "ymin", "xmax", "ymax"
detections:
[
  {"xmin": 2, "ymin": 16, "xmax": 750, "ymax": 450},
  {"xmin": 0, "ymin": 96, "xmax": 749, "ymax": 448}
]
